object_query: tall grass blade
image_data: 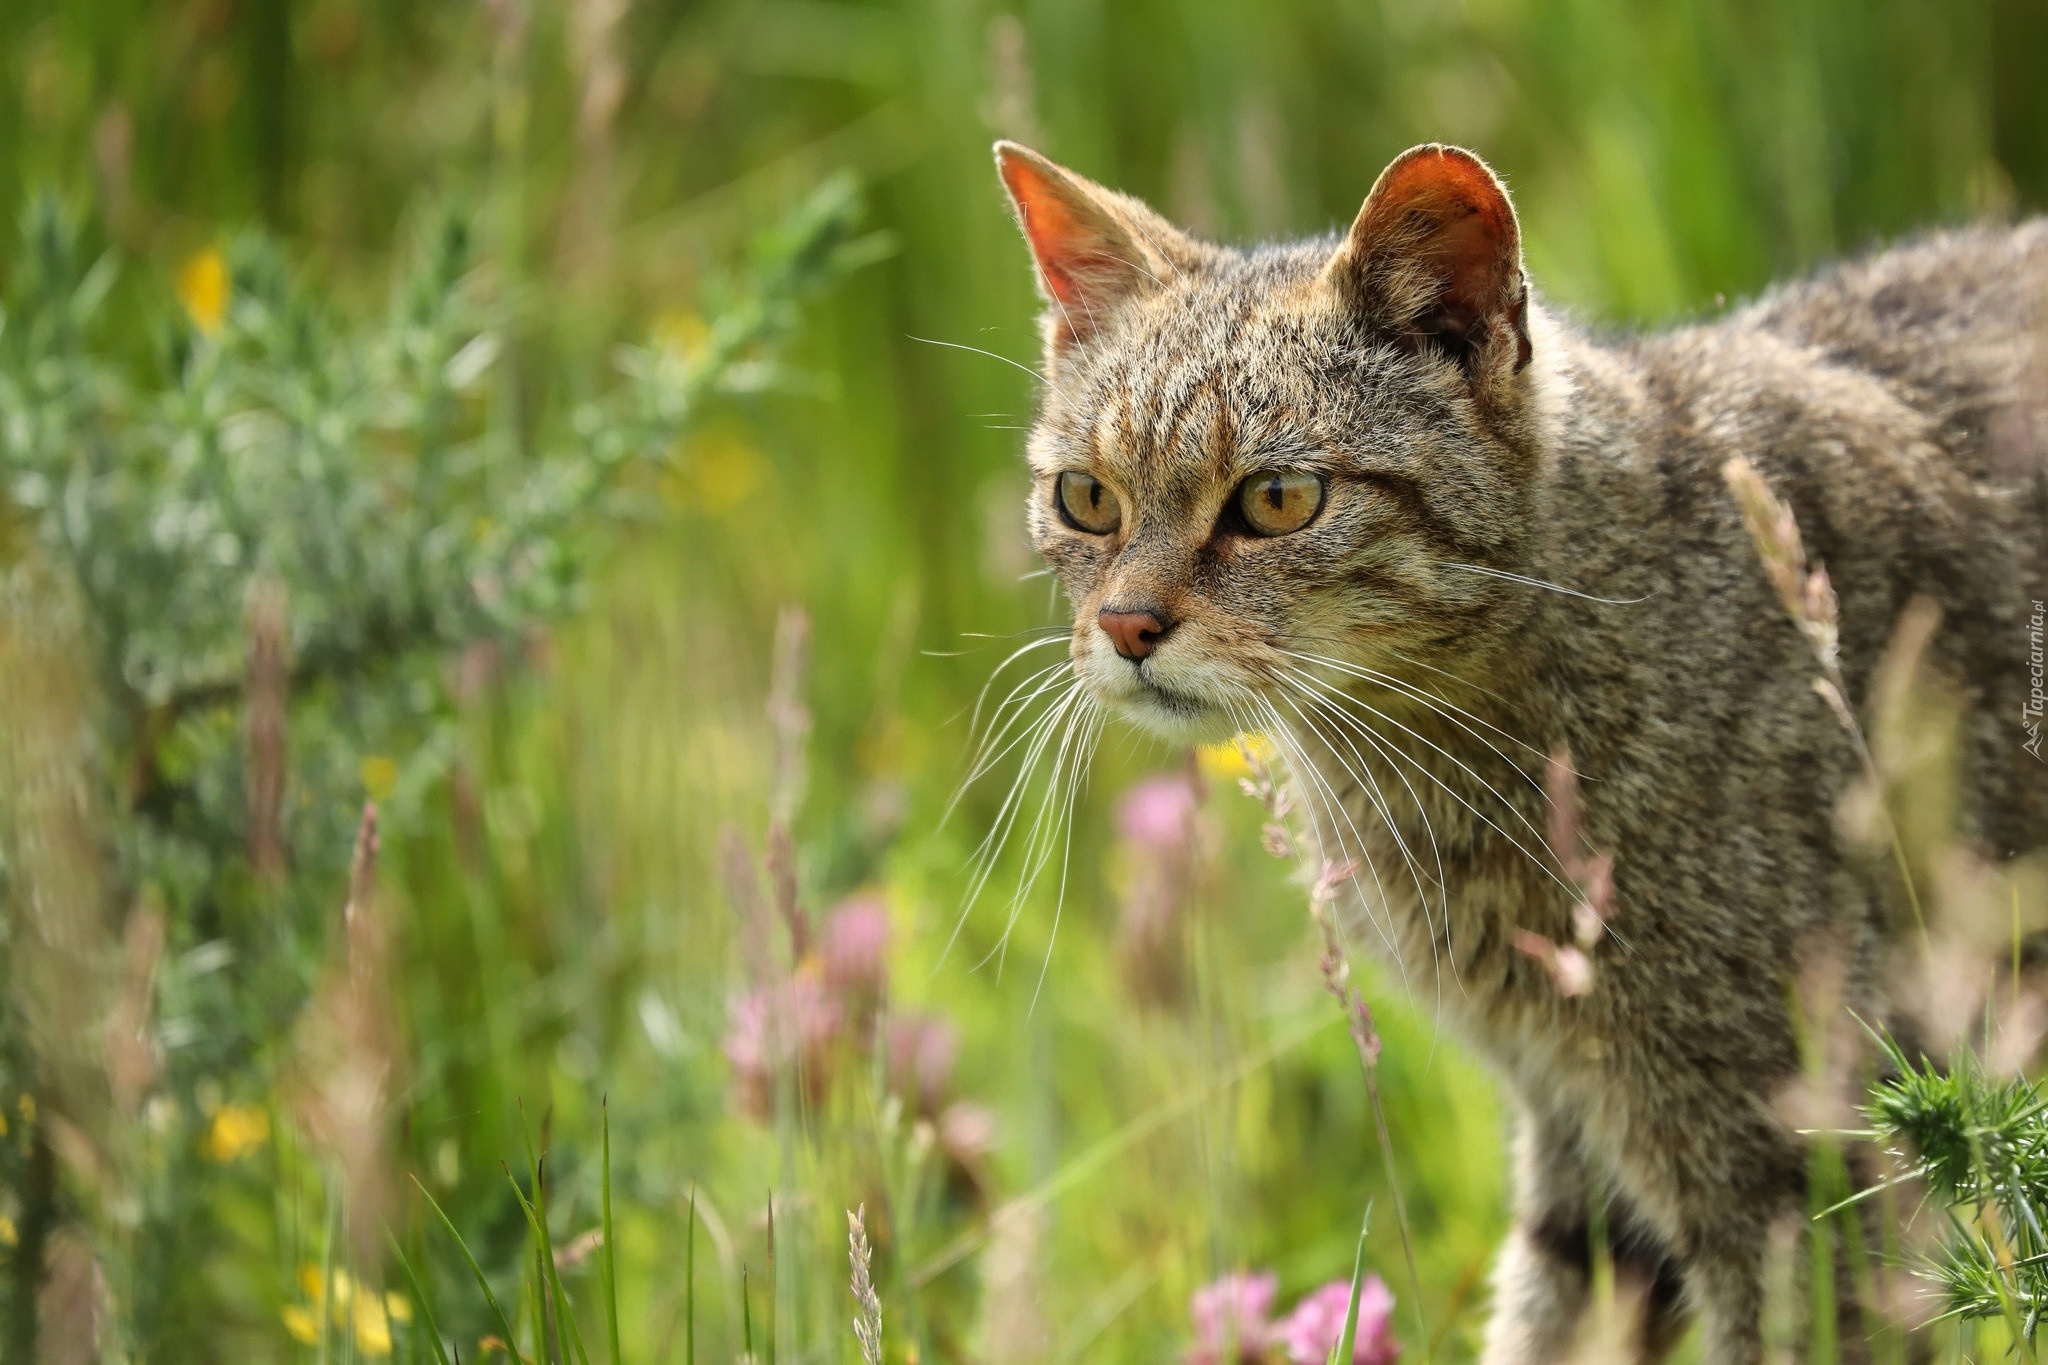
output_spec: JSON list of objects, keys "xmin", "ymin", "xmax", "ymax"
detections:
[
  {"xmin": 385, "ymin": 1231, "xmax": 454, "ymax": 1365},
  {"xmin": 519, "ymin": 1107, "xmax": 556, "ymax": 1364},
  {"xmin": 1330, "ymin": 1203, "xmax": 1374, "ymax": 1365},
  {"xmin": 413, "ymin": 1176, "xmax": 522, "ymax": 1353},
  {"xmin": 601, "ymin": 1099, "xmax": 622, "ymax": 1365},
  {"xmin": 742, "ymin": 1264, "xmax": 754, "ymax": 1357},
  {"xmin": 685, "ymin": 1185, "xmax": 698, "ymax": 1365},
  {"xmin": 319, "ymin": 1186, "xmax": 339, "ymax": 1365},
  {"xmin": 505, "ymin": 1162, "xmax": 593, "ymax": 1365}
]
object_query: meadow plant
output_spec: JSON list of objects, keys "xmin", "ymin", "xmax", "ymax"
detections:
[
  {"xmin": 1277, "ymin": 1276, "xmax": 1399, "ymax": 1365},
  {"xmin": 846, "ymin": 1204, "xmax": 882, "ymax": 1365},
  {"xmin": 0, "ymin": 177, "xmax": 879, "ymax": 1354},
  {"xmin": 1186, "ymin": 1265, "xmax": 1399, "ymax": 1365},
  {"xmin": 1509, "ymin": 753, "xmax": 1614, "ymax": 999},
  {"xmin": 1863, "ymin": 1042, "xmax": 2048, "ymax": 1341},
  {"xmin": 1187, "ymin": 1269, "xmax": 1280, "ymax": 1365},
  {"xmin": 1113, "ymin": 769, "xmax": 1209, "ymax": 1007}
]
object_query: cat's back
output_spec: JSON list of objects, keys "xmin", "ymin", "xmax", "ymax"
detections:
[
  {"xmin": 1580, "ymin": 219, "xmax": 2048, "ymax": 861},
  {"xmin": 1599, "ymin": 218, "xmax": 2046, "ymax": 561},
  {"xmin": 1718, "ymin": 218, "xmax": 2048, "ymax": 480}
]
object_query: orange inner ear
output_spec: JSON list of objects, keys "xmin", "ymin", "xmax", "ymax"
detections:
[
  {"xmin": 999, "ymin": 157, "xmax": 1110, "ymax": 310},
  {"xmin": 1364, "ymin": 150, "xmax": 1517, "ymax": 251},
  {"xmin": 1349, "ymin": 147, "xmax": 1527, "ymax": 367}
]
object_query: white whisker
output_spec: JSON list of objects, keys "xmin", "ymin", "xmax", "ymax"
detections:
[
  {"xmin": 1269, "ymin": 690, "xmax": 1426, "ymax": 985},
  {"xmin": 907, "ymin": 333, "xmax": 1049, "ymax": 386},
  {"xmin": 1276, "ymin": 677, "xmax": 1453, "ymax": 982},
  {"xmin": 1256, "ymin": 695, "xmax": 1413, "ymax": 995},
  {"xmin": 1441, "ymin": 561, "xmax": 1652, "ymax": 606},
  {"xmin": 1279, "ymin": 647, "xmax": 1550, "ymax": 786},
  {"xmin": 1028, "ymin": 702, "xmax": 1105, "ymax": 1016},
  {"xmin": 1281, "ymin": 665, "xmax": 1581, "ymax": 903},
  {"xmin": 938, "ymin": 680, "xmax": 1083, "ymax": 970},
  {"xmin": 985, "ymin": 688, "xmax": 1096, "ymax": 974},
  {"xmin": 964, "ymin": 651, "xmax": 1073, "ymax": 760}
]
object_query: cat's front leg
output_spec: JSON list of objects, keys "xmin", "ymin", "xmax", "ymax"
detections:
[
  {"xmin": 1484, "ymin": 1095, "xmax": 1695, "ymax": 1365},
  {"xmin": 1482, "ymin": 1101, "xmax": 1600, "ymax": 1365},
  {"xmin": 1632, "ymin": 1102, "xmax": 1808, "ymax": 1365},
  {"xmin": 1677, "ymin": 1223, "xmax": 1768, "ymax": 1365}
]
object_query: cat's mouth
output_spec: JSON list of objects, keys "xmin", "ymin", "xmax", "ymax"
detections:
[
  {"xmin": 1133, "ymin": 674, "xmax": 1211, "ymax": 715},
  {"xmin": 1092, "ymin": 666, "xmax": 1241, "ymax": 745}
]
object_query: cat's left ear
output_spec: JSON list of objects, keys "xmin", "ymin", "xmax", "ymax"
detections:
[{"xmin": 1327, "ymin": 144, "xmax": 1532, "ymax": 376}]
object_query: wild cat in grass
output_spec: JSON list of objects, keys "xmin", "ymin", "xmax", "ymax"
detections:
[{"xmin": 987, "ymin": 138, "xmax": 2047, "ymax": 1364}]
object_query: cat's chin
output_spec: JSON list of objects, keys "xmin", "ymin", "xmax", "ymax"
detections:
[{"xmin": 1097, "ymin": 678, "xmax": 1241, "ymax": 747}]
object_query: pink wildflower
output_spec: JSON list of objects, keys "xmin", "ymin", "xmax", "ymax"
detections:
[
  {"xmin": 1117, "ymin": 776, "xmax": 1198, "ymax": 850},
  {"xmin": 721, "ymin": 974, "xmax": 842, "ymax": 1119},
  {"xmin": 884, "ymin": 1012, "xmax": 959, "ymax": 1115},
  {"xmin": 1276, "ymin": 1276, "xmax": 1398, "ymax": 1365},
  {"xmin": 819, "ymin": 896, "xmax": 891, "ymax": 1005},
  {"xmin": 1187, "ymin": 1271, "xmax": 1278, "ymax": 1365},
  {"xmin": 937, "ymin": 1101, "xmax": 998, "ymax": 1161}
]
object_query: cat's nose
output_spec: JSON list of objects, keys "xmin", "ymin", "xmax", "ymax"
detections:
[{"xmin": 1097, "ymin": 607, "xmax": 1175, "ymax": 661}]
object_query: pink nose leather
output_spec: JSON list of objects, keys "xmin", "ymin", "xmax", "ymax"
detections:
[{"xmin": 1098, "ymin": 608, "xmax": 1172, "ymax": 661}]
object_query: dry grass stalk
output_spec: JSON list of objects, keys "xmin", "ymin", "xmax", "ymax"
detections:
[
  {"xmin": 105, "ymin": 898, "xmax": 163, "ymax": 1118},
  {"xmin": 767, "ymin": 605, "xmax": 812, "ymax": 829},
  {"xmin": 1722, "ymin": 455, "xmax": 1931, "ymax": 943},
  {"xmin": 1512, "ymin": 750, "xmax": 1613, "ymax": 998},
  {"xmin": 847, "ymin": 1204, "xmax": 883, "ymax": 1365},
  {"xmin": 766, "ymin": 820, "xmax": 807, "ymax": 962},
  {"xmin": 292, "ymin": 802, "xmax": 400, "ymax": 1261},
  {"xmin": 1307, "ymin": 859, "xmax": 1427, "ymax": 1354},
  {"xmin": 721, "ymin": 823, "xmax": 775, "ymax": 987},
  {"xmin": 243, "ymin": 575, "xmax": 290, "ymax": 883}
]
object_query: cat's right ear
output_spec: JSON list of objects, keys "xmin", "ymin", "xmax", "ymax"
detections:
[
  {"xmin": 1327, "ymin": 144, "xmax": 1532, "ymax": 378},
  {"xmin": 995, "ymin": 142, "xmax": 1196, "ymax": 359}
]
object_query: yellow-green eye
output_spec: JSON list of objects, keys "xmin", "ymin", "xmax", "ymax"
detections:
[
  {"xmin": 1237, "ymin": 470, "xmax": 1325, "ymax": 536},
  {"xmin": 1055, "ymin": 471, "xmax": 1121, "ymax": 535}
]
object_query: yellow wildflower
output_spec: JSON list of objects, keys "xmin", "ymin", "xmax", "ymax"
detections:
[
  {"xmin": 176, "ymin": 247, "xmax": 230, "ymax": 336},
  {"xmin": 281, "ymin": 1304, "xmax": 319, "ymax": 1345},
  {"xmin": 352, "ymin": 1295, "xmax": 393, "ymax": 1355},
  {"xmin": 0, "ymin": 1214, "xmax": 17, "ymax": 1247},
  {"xmin": 1197, "ymin": 733, "xmax": 1275, "ymax": 782},
  {"xmin": 360, "ymin": 755, "xmax": 400, "ymax": 801},
  {"xmin": 202, "ymin": 1102, "xmax": 269, "ymax": 1162},
  {"xmin": 651, "ymin": 308, "xmax": 709, "ymax": 360},
  {"xmin": 298, "ymin": 1262, "xmax": 357, "ymax": 1311},
  {"xmin": 684, "ymin": 429, "xmax": 766, "ymax": 514},
  {"xmin": 384, "ymin": 1291, "xmax": 413, "ymax": 1323}
]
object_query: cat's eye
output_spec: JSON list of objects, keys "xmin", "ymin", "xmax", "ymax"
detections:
[
  {"xmin": 1055, "ymin": 471, "xmax": 1121, "ymax": 535},
  {"xmin": 1236, "ymin": 470, "xmax": 1325, "ymax": 536}
]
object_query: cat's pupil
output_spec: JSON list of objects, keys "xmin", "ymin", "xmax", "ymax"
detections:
[{"xmin": 1264, "ymin": 480, "xmax": 1283, "ymax": 510}]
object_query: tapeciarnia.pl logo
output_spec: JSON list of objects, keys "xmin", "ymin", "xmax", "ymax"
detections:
[{"xmin": 2026, "ymin": 598, "xmax": 2045, "ymax": 762}]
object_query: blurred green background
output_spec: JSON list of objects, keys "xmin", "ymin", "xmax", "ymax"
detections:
[{"xmin": 0, "ymin": 0, "xmax": 2042, "ymax": 1360}]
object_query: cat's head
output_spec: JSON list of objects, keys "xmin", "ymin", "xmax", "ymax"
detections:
[{"xmin": 997, "ymin": 141, "xmax": 1554, "ymax": 745}]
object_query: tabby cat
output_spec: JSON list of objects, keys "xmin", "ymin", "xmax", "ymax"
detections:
[{"xmin": 992, "ymin": 139, "xmax": 2047, "ymax": 1363}]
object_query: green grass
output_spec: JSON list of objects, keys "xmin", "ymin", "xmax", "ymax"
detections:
[{"xmin": 0, "ymin": 0, "xmax": 2042, "ymax": 1360}]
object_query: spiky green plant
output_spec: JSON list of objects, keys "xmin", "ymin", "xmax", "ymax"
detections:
[{"xmin": 1865, "ymin": 1036, "xmax": 2048, "ymax": 1344}]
